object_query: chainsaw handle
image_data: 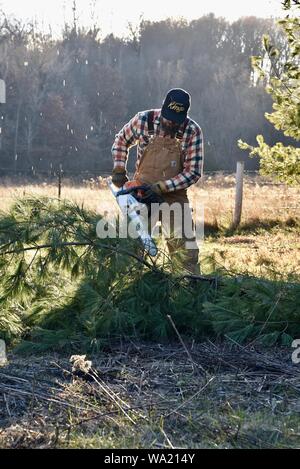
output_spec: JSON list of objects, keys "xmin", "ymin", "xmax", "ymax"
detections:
[{"xmin": 116, "ymin": 185, "xmax": 150, "ymax": 197}]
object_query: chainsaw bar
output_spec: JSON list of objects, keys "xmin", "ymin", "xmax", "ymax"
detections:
[{"xmin": 107, "ymin": 178, "xmax": 158, "ymax": 257}]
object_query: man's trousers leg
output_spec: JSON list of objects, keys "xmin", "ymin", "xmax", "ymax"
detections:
[{"xmin": 160, "ymin": 190, "xmax": 199, "ymax": 274}]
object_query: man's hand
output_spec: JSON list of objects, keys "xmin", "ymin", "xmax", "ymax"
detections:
[
  {"xmin": 141, "ymin": 181, "xmax": 166, "ymax": 205},
  {"xmin": 149, "ymin": 181, "xmax": 167, "ymax": 195},
  {"xmin": 112, "ymin": 167, "xmax": 129, "ymax": 188}
]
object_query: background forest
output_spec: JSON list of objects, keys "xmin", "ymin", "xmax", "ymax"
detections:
[{"xmin": 0, "ymin": 12, "xmax": 294, "ymax": 175}]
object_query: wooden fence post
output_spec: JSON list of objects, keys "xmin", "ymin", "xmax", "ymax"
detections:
[{"xmin": 232, "ymin": 161, "xmax": 244, "ymax": 229}]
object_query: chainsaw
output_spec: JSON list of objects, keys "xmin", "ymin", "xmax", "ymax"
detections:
[{"xmin": 107, "ymin": 179, "xmax": 164, "ymax": 257}]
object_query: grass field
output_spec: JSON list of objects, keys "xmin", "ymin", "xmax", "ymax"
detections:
[
  {"xmin": 0, "ymin": 174, "xmax": 299, "ymax": 449},
  {"xmin": 1, "ymin": 173, "xmax": 299, "ymax": 278}
]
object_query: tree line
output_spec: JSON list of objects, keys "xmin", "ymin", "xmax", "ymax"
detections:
[{"xmin": 0, "ymin": 12, "xmax": 291, "ymax": 175}]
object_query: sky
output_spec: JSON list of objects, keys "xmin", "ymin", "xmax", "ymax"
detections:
[{"xmin": 0, "ymin": 0, "xmax": 289, "ymax": 38}]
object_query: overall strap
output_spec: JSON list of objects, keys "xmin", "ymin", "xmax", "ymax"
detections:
[
  {"xmin": 147, "ymin": 110, "xmax": 155, "ymax": 136},
  {"xmin": 176, "ymin": 119, "xmax": 188, "ymax": 140}
]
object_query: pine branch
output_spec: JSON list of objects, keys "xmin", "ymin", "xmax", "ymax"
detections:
[{"xmin": 0, "ymin": 240, "xmax": 160, "ymax": 273}]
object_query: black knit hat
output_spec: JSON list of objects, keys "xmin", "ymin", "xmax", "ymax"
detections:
[{"xmin": 161, "ymin": 88, "xmax": 190, "ymax": 124}]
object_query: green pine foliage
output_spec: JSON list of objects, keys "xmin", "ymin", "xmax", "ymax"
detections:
[
  {"xmin": 203, "ymin": 277, "xmax": 300, "ymax": 346},
  {"xmin": 0, "ymin": 196, "xmax": 299, "ymax": 352},
  {"xmin": 238, "ymin": 0, "xmax": 300, "ymax": 185}
]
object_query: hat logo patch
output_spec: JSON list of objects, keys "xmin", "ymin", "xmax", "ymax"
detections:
[{"xmin": 168, "ymin": 101, "xmax": 185, "ymax": 113}]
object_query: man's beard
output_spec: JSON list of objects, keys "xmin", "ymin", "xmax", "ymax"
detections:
[{"xmin": 160, "ymin": 117, "xmax": 180, "ymax": 137}]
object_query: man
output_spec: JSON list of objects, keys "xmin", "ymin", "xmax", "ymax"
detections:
[{"xmin": 111, "ymin": 88, "xmax": 204, "ymax": 274}]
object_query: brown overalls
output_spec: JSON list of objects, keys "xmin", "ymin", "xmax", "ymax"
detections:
[{"xmin": 134, "ymin": 133, "xmax": 199, "ymax": 274}]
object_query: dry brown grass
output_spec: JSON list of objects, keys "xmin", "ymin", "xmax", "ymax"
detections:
[
  {"xmin": 1, "ymin": 343, "xmax": 300, "ymax": 449},
  {"xmin": 193, "ymin": 175, "xmax": 299, "ymax": 279},
  {"xmin": 202, "ymin": 230, "xmax": 300, "ymax": 280},
  {"xmin": 0, "ymin": 174, "xmax": 299, "ymax": 279},
  {"xmin": 1, "ymin": 173, "xmax": 299, "ymax": 222},
  {"xmin": 191, "ymin": 174, "xmax": 300, "ymax": 227}
]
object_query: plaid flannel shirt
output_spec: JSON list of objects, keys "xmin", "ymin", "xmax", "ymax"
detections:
[{"xmin": 111, "ymin": 109, "xmax": 204, "ymax": 192}]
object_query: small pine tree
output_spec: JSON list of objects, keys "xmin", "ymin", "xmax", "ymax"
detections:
[
  {"xmin": 0, "ymin": 196, "xmax": 299, "ymax": 351},
  {"xmin": 238, "ymin": 0, "xmax": 300, "ymax": 185}
]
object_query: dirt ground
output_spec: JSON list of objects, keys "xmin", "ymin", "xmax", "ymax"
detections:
[{"xmin": 1, "ymin": 341, "xmax": 300, "ymax": 449}]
